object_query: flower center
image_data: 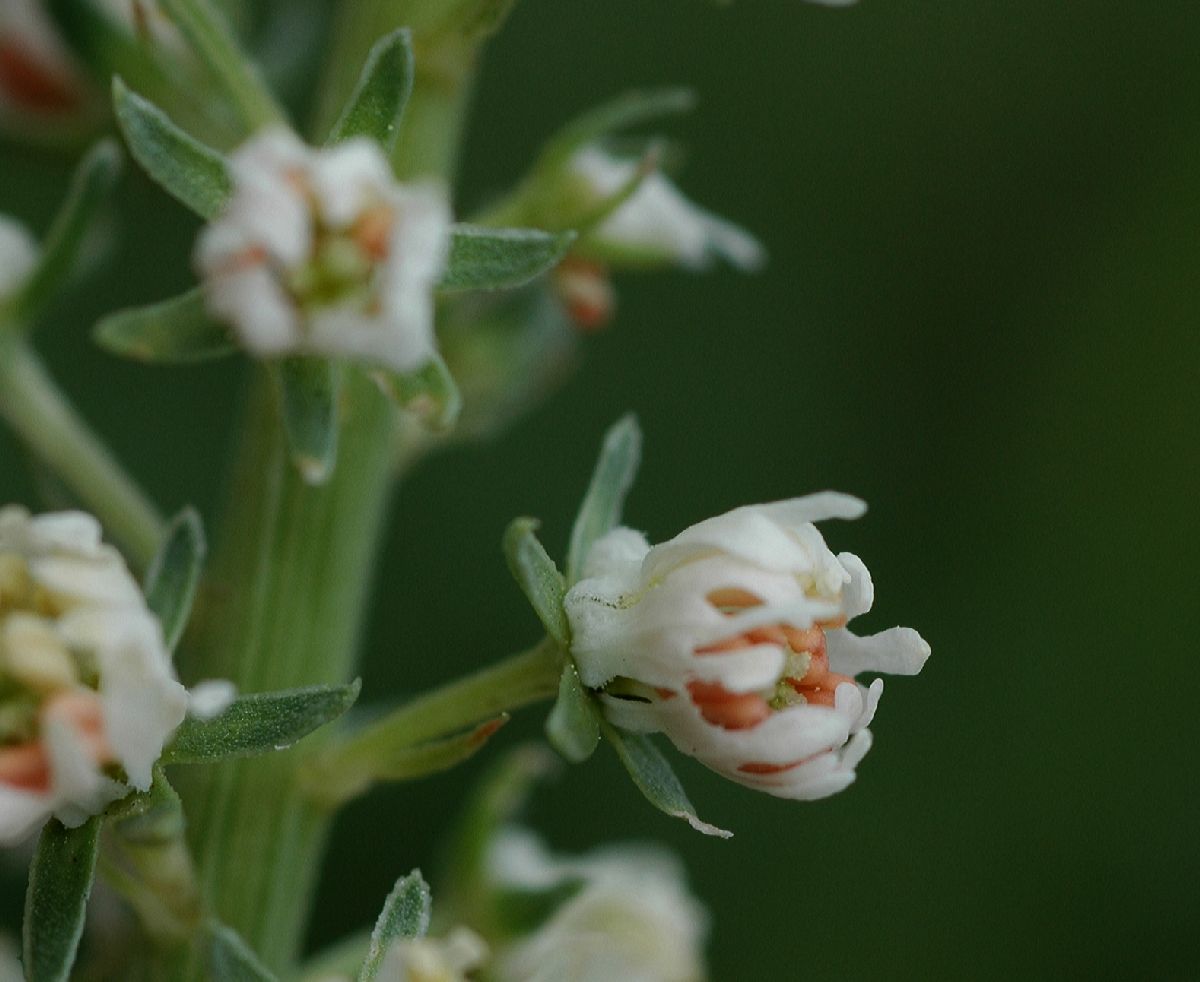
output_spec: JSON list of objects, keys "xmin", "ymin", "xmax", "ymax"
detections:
[
  {"xmin": 683, "ymin": 588, "xmax": 854, "ymax": 730},
  {"xmin": 288, "ymin": 204, "xmax": 396, "ymax": 315}
]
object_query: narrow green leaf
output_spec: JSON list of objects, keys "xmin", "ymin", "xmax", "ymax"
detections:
[
  {"xmin": 144, "ymin": 507, "xmax": 206, "ymax": 652},
  {"xmin": 22, "ymin": 816, "xmax": 103, "ymax": 982},
  {"xmin": 538, "ymin": 88, "xmax": 696, "ymax": 173},
  {"xmin": 164, "ymin": 681, "xmax": 361, "ymax": 764},
  {"xmin": 503, "ymin": 517, "xmax": 569, "ymax": 645},
  {"xmin": 113, "ymin": 78, "xmax": 232, "ymax": 220},
  {"xmin": 565, "ymin": 414, "xmax": 642, "ymax": 585},
  {"xmin": 359, "ymin": 870, "xmax": 431, "ymax": 982},
  {"xmin": 602, "ymin": 721, "xmax": 731, "ymax": 839},
  {"xmin": 308, "ymin": 715, "xmax": 510, "ymax": 806},
  {"xmin": 439, "ymin": 225, "xmax": 575, "ymax": 293},
  {"xmin": 14, "ymin": 140, "xmax": 121, "ymax": 321},
  {"xmin": 94, "ymin": 287, "xmax": 235, "ymax": 363},
  {"xmin": 368, "ymin": 354, "xmax": 461, "ymax": 432},
  {"xmin": 207, "ymin": 922, "xmax": 279, "ymax": 981},
  {"xmin": 328, "ymin": 29, "xmax": 414, "ymax": 151},
  {"xmin": 545, "ymin": 663, "xmax": 600, "ymax": 763},
  {"xmin": 158, "ymin": 0, "xmax": 284, "ymax": 131},
  {"xmin": 277, "ymin": 358, "xmax": 342, "ymax": 485}
]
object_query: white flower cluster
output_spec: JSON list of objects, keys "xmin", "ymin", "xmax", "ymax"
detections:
[
  {"xmin": 565, "ymin": 495, "xmax": 929, "ymax": 800},
  {"xmin": 0, "ymin": 507, "xmax": 187, "ymax": 844},
  {"xmin": 197, "ymin": 128, "xmax": 452, "ymax": 374},
  {"xmin": 488, "ymin": 829, "xmax": 708, "ymax": 982},
  {"xmin": 0, "ymin": 214, "xmax": 36, "ymax": 300}
]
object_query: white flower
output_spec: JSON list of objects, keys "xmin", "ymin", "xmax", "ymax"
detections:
[
  {"xmin": 0, "ymin": 506, "xmax": 188, "ymax": 845},
  {"xmin": 0, "ymin": 214, "xmax": 37, "ymax": 299},
  {"xmin": 564, "ymin": 495, "xmax": 930, "ymax": 801},
  {"xmin": 196, "ymin": 127, "xmax": 452, "ymax": 374},
  {"xmin": 568, "ymin": 147, "xmax": 765, "ymax": 272},
  {"xmin": 488, "ymin": 829, "xmax": 708, "ymax": 982},
  {"xmin": 379, "ymin": 928, "xmax": 488, "ymax": 982}
]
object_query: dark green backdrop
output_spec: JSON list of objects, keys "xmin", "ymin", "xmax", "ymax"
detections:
[{"xmin": 2, "ymin": 1, "xmax": 1197, "ymax": 978}]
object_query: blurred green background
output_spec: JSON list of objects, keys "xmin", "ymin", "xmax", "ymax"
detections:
[{"xmin": 3, "ymin": 0, "xmax": 1199, "ymax": 978}]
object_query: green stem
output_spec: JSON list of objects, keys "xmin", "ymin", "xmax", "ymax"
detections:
[{"xmin": 0, "ymin": 335, "xmax": 164, "ymax": 568}]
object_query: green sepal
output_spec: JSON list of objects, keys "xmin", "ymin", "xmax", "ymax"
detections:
[
  {"xmin": 358, "ymin": 870, "xmax": 432, "ymax": 981},
  {"xmin": 306, "ymin": 715, "xmax": 510, "ymax": 807},
  {"xmin": 22, "ymin": 815, "xmax": 103, "ymax": 982},
  {"xmin": 106, "ymin": 766, "xmax": 185, "ymax": 845},
  {"xmin": 113, "ymin": 78, "xmax": 232, "ymax": 220},
  {"xmin": 565, "ymin": 414, "xmax": 642, "ymax": 585},
  {"xmin": 207, "ymin": 921, "xmax": 279, "ymax": 981},
  {"xmin": 164, "ymin": 680, "xmax": 361, "ymax": 764},
  {"xmin": 602, "ymin": 721, "xmax": 731, "ymax": 838},
  {"xmin": 328, "ymin": 28, "xmax": 414, "ymax": 152},
  {"xmin": 439, "ymin": 225, "xmax": 576, "ymax": 293},
  {"xmin": 8, "ymin": 140, "xmax": 121, "ymax": 324},
  {"xmin": 144, "ymin": 507, "xmax": 206, "ymax": 653},
  {"xmin": 544, "ymin": 662, "xmax": 600, "ymax": 764},
  {"xmin": 94, "ymin": 287, "xmax": 236, "ymax": 364},
  {"xmin": 537, "ymin": 88, "xmax": 695, "ymax": 174},
  {"xmin": 368, "ymin": 354, "xmax": 461, "ymax": 432},
  {"xmin": 277, "ymin": 357, "xmax": 342, "ymax": 485},
  {"xmin": 503, "ymin": 517, "xmax": 569, "ymax": 646}
]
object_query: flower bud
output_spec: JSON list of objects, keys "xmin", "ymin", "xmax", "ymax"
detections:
[
  {"xmin": 564, "ymin": 495, "xmax": 929, "ymax": 800},
  {"xmin": 196, "ymin": 127, "xmax": 452, "ymax": 374},
  {"xmin": 0, "ymin": 214, "xmax": 37, "ymax": 302},
  {"xmin": 0, "ymin": 506, "xmax": 188, "ymax": 844},
  {"xmin": 487, "ymin": 828, "xmax": 708, "ymax": 982}
]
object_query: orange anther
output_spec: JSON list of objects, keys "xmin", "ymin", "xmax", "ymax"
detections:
[{"xmin": 686, "ymin": 680, "xmax": 770, "ymax": 731}]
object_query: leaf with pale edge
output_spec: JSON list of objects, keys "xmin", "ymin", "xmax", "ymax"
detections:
[
  {"xmin": 14, "ymin": 140, "xmax": 121, "ymax": 322},
  {"xmin": 22, "ymin": 816, "xmax": 102, "ymax": 982},
  {"xmin": 328, "ymin": 28, "xmax": 413, "ymax": 151},
  {"xmin": 113, "ymin": 78, "xmax": 231, "ymax": 220},
  {"xmin": 369, "ymin": 354, "xmax": 461, "ymax": 432},
  {"xmin": 278, "ymin": 358, "xmax": 341, "ymax": 485},
  {"xmin": 602, "ymin": 721, "xmax": 731, "ymax": 838},
  {"xmin": 545, "ymin": 662, "xmax": 600, "ymax": 763},
  {"xmin": 164, "ymin": 681, "xmax": 361, "ymax": 764},
  {"xmin": 94, "ymin": 287, "xmax": 236, "ymax": 364},
  {"xmin": 207, "ymin": 922, "xmax": 278, "ymax": 982},
  {"xmin": 439, "ymin": 225, "xmax": 575, "ymax": 293},
  {"xmin": 144, "ymin": 507, "xmax": 206, "ymax": 653},
  {"xmin": 565, "ymin": 414, "xmax": 642, "ymax": 585},
  {"xmin": 358, "ymin": 870, "xmax": 431, "ymax": 981},
  {"xmin": 503, "ymin": 517, "xmax": 569, "ymax": 645}
]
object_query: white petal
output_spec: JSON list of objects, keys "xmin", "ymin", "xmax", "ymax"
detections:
[
  {"xmin": 309, "ymin": 138, "xmax": 393, "ymax": 228},
  {"xmin": 826, "ymin": 626, "xmax": 930, "ymax": 677},
  {"xmin": 0, "ymin": 784, "xmax": 54, "ymax": 848},
  {"xmin": 579, "ymin": 527, "xmax": 651, "ymax": 580},
  {"xmin": 204, "ymin": 265, "xmax": 300, "ymax": 354},
  {"xmin": 187, "ymin": 679, "xmax": 237, "ymax": 720},
  {"xmin": 42, "ymin": 712, "xmax": 124, "ymax": 827},
  {"xmin": 837, "ymin": 551, "xmax": 874, "ymax": 618}
]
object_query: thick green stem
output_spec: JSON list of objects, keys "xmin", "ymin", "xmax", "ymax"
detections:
[
  {"xmin": 0, "ymin": 335, "xmax": 164, "ymax": 568},
  {"xmin": 175, "ymin": 371, "xmax": 410, "ymax": 975}
]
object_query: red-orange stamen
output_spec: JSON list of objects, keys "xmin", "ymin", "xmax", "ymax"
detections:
[
  {"xmin": 686, "ymin": 680, "xmax": 770, "ymax": 731},
  {"xmin": 0, "ymin": 44, "xmax": 80, "ymax": 113}
]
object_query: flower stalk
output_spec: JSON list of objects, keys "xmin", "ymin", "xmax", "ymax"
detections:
[{"xmin": 0, "ymin": 334, "xmax": 164, "ymax": 569}]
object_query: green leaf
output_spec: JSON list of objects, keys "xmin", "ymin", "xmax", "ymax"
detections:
[
  {"xmin": 439, "ymin": 225, "xmax": 576, "ymax": 293},
  {"xmin": 164, "ymin": 681, "xmax": 361, "ymax": 764},
  {"xmin": 538, "ymin": 88, "xmax": 696, "ymax": 173},
  {"xmin": 368, "ymin": 354, "xmax": 461, "ymax": 432},
  {"xmin": 13, "ymin": 140, "xmax": 121, "ymax": 322},
  {"xmin": 207, "ymin": 922, "xmax": 279, "ymax": 981},
  {"xmin": 545, "ymin": 663, "xmax": 600, "ymax": 763},
  {"xmin": 158, "ymin": 0, "xmax": 284, "ymax": 131},
  {"xmin": 144, "ymin": 507, "xmax": 206, "ymax": 652},
  {"xmin": 113, "ymin": 78, "xmax": 232, "ymax": 220},
  {"xmin": 359, "ymin": 870, "xmax": 431, "ymax": 982},
  {"xmin": 328, "ymin": 29, "xmax": 414, "ymax": 151},
  {"xmin": 94, "ymin": 287, "xmax": 236, "ymax": 364},
  {"xmin": 307, "ymin": 715, "xmax": 510, "ymax": 806},
  {"xmin": 503, "ymin": 517, "xmax": 569, "ymax": 645},
  {"xmin": 277, "ymin": 358, "xmax": 342, "ymax": 485},
  {"xmin": 22, "ymin": 816, "xmax": 103, "ymax": 982},
  {"xmin": 565, "ymin": 414, "xmax": 642, "ymax": 585},
  {"xmin": 602, "ymin": 721, "xmax": 731, "ymax": 838}
]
